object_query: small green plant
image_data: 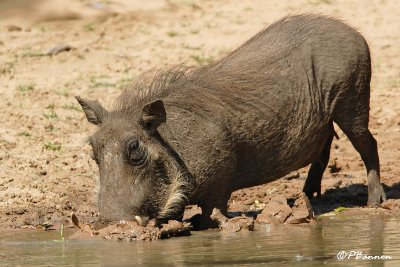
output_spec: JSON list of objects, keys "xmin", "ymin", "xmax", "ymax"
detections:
[
  {"xmin": 17, "ymin": 83, "xmax": 35, "ymax": 93},
  {"xmin": 0, "ymin": 61, "xmax": 16, "ymax": 75},
  {"xmin": 55, "ymin": 88, "xmax": 70, "ymax": 97},
  {"xmin": 91, "ymin": 74, "xmax": 111, "ymax": 80},
  {"xmin": 83, "ymin": 23, "xmax": 95, "ymax": 31},
  {"xmin": 62, "ymin": 104, "xmax": 82, "ymax": 112},
  {"xmin": 46, "ymin": 104, "xmax": 55, "ymax": 109},
  {"xmin": 39, "ymin": 25, "xmax": 47, "ymax": 33},
  {"xmin": 90, "ymin": 81, "xmax": 116, "ymax": 88},
  {"xmin": 21, "ymin": 50, "xmax": 46, "ymax": 57},
  {"xmin": 373, "ymin": 59, "xmax": 381, "ymax": 71},
  {"xmin": 43, "ymin": 111, "xmax": 58, "ymax": 119},
  {"xmin": 190, "ymin": 54, "xmax": 214, "ymax": 66},
  {"xmin": 137, "ymin": 25, "xmax": 150, "ymax": 34},
  {"xmin": 44, "ymin": 141, "xmax": 61, "ymax": 151},
  {"xmin": 18, "ymin": 131, "xmax": 31, "ymax": 137},
  {"xmin": 167, "ymin": 31, "xmax": 178, "ymax": 37},
  {"xmin": 389, "ymin": 79, "xmax": 400, "ymax": 89},
  {"xmin": 183, "ymin": 44, "xmax": 201, "ymax": 50},
  {"xmin": 334, "ymin": 206, "xmax": 348, "ymax": 213},
  {"xmin": 60, "ymin": 223, "xmax": 65, "ymax": 242},
  {"xmin": 90, "ymin": 75, "xmax": 116, "ymax": 88},
  {"xmin": 235, "ymin": 19, "xmax": 244, "ymax": 25}
]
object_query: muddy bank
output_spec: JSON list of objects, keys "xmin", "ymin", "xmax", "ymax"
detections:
[
  {"xmin": 68, "ymin": 194, "xmax": 400, "ymax": 242},
  {"xmin": 69, "ymin": 194, "xmax": 312, "ymax": 241}
]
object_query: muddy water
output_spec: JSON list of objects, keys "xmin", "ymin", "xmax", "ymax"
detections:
[{"xmin": 0, "ymin": 214, "xmax": 399, "ymax": 266}]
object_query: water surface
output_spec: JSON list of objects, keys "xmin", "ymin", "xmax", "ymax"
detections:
[{"xmin": 0, "ymin": 214, "xmax": 399, "ymax": 266}]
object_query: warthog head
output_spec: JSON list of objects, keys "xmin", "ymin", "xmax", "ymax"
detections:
[{"xmin": 76, "ymin": 73, "xmax": 192, "ymax": 227}]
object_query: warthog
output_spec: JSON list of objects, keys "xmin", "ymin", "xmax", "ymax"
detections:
[{"xmin": 76, "ymin": 14, "xmax": 386, "ymax": 229}]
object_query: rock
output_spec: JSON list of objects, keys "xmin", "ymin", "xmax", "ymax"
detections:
[
  {"xmin": 256, "ymin": 195, "xmax": 292, "ymax": 224},
  {"xmin": 210, "ymin": 208, "xmax": 228, "ymax": 224},
  {"xmin": 46, "ymin": 44, "xmax": 75, "ymax": 56},
  {"xmin": 182, "ymin": 205, "xmax": 202, "ymax": 221},
  {"xmin": 160, "ymin": 220, "xmax": 191, "ymax": 238},
  {"xmin": 210, "ymin": 208, "xmax": 254, "ymax": 232},
  {"xmin": 287, "ymin": 193, "xmax": 314, "ymax": 224},
  {"xmin": 228, "ymin": 201, "xmax": 249, "ymax": 212},
  {"xmin": 256, "ymin": 212, "xmax": 280, "ymax": 224},
  {"xmin": 381, "ymin": 199, "xmax": 400, "ymax": 210}
]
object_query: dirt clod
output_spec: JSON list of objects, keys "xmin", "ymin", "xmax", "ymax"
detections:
[
  {"xmin": 381, "ymin": 199, "xmax": 400, "ymax": 210},
  {"xmin": 256, "ymin": 195, "xmax": 292, "ymax": 224},
  {"xmin": 256, "ymin": 193, "xmax": 314, "ymax": 224},
  {"xmin": 286, "ymin": 193, "xmax": 314, "ymax": 224},
  {"xmin": 210, "ymin": 208, "xmax": 254, "ymax": 232},
  {"xmin": 69, "ymin": 215, "xmax": 191, "ymax": 241}
]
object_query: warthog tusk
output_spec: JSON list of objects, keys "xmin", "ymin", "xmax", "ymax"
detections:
[{"xmin": 134, "ymin": 216, "xmax": 149, "ymax": 226}]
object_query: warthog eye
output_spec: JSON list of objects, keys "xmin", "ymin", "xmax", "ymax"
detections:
[{"xmin": 125, "ymin": 138, "xmax": 147, "ymax": 166}]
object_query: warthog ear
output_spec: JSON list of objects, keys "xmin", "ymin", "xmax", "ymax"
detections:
[
  {"xmin": 140, "ymin": 100, "xmax": 166, "ymax": 132},
  {"xmin": 75, "ymin": 96, "xmax": 108, "ymax": 125}
]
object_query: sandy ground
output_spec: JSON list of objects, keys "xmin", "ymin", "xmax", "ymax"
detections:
[{"xmin": 0, "ymin": 0, "xmax": 399, "ymax": 229}]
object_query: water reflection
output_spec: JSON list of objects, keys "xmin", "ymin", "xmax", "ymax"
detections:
[
  {"xmin": 0, "ymin": 214, "xmax": 399, "ymax": 266},
  {"xmin": 369, "ymin": 215, "xmax": 385, "ymax": 267}
]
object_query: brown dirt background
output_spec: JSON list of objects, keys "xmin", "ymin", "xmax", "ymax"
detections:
[{"xmin": 0, "ymin": 0, "xmax": 399, "ymax": 229}]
